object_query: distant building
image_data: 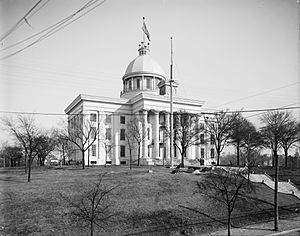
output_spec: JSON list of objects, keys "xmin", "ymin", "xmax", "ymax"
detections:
[{"xmin": 65, "ymin": 41, "xmax": 216, "ymax": 166}]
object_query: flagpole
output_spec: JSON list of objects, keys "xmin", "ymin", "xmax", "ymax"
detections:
[
  {"xmin": 142, "ymin": 17, "xmax": 145, "ymax": 43},
  {"xmin": 170, "ymin": 37, "xmax": 174, "ymax": 168}
]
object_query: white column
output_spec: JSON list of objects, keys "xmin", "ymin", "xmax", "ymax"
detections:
[
  {"xmin": 165, "ymin": 113, "xmax": 170, "ymax": 162},
  {"xmin": 153, "ymin": 111, "xmax": 159, "ymax": 159},
  {"xmin": 114, "ymin": 131, "xmax": 119, "ymax": 165},
  {"xmin": 113, "ymin": 113, "xmax": 120, "ymax": 165},
  {"xmin": 141, "ymin": 110, "xmax": 148, "ymax": 158}
]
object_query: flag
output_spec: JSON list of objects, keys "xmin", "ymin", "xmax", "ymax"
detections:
[{"xmin": 142, "ymin": 21, "xmax": 151, "ymax": 41}]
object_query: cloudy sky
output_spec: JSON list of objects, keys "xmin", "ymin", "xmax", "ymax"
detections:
[{"xmin": 0, "ymin": 0, "xmax": 299, "ymax": 142}]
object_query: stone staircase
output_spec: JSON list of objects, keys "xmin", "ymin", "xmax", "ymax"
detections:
[{"xmin": 249, "ymin": 173, "xmax": 300, "ymax": 199}]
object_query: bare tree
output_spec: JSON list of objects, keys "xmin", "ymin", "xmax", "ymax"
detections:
[
  {"xmin": 197, "ymin": 168, "xmax": 251, "ymax": 236},
  {"xmin": 126, "ymin": 116, "xmax": 147, "ymax": 166},
  {"xmin": 280, "ymin": 120, "xmax": 300, "ymax": 167},
  {"xmin": 0, "ymin": 144, "xmax": 23, "ymax": 167},
  {"xmin": 229, "ymin": 114, "xmax": 257, "ymax": 166},
  {"xmin": 102, "ymin": 141, "xmax": 113, "ymax": 167},
  {"xmin": 35, "ymin": 132, "xmax": 58, "ymax": 166},
  {"xmin": 125, "ymin": 129, "xmax": 134, "ymax": 170},
  {"xmin": 63, "ymin": 114, "xmax": 99, "ymax": 169},
  {"xmin": 260, "ymin": 110, "xmax": 291, "ymax": 231},
  {"xmin": 163, "ymin": 110, "xmax": 203, "ymax": 167},
  {"xmin": 2, "ymin": 115, "xmax": 40, "ymax": 182},
  {"xmin": 61, "ymin": 174, "xmax": 116, "ymax": 236},
  {"xmin": 205, "ymin": 111, "xmax": 240, "ymax": 166},
  {"xmin": 242, "ymin": 130, "xmax": 264, "ymax": 184},
  {"xmin": 56, "ymin": 134, "xmax": 74, "ymax": 165}
]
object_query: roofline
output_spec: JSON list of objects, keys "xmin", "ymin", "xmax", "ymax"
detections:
[
  {"xmin": 129, "ymin": 92, "xmax": 205, "ymax": 107},
  {"xmin": 122, "ymin": 72, "xmax": 166, "ymax": 81},
  {"xmin": 64, "ymin": 94, "xmax": 129, "ymax": 114}
]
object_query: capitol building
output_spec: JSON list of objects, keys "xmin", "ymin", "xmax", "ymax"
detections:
[{"xmin": 65, "ymin": 39, "xmax": 216, "ymax": 166}]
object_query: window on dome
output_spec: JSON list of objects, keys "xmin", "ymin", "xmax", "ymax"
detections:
[
  {"xmin": 146, "ymin": 78, "xmax": 152, "ymax": 89},
  {"xmin": 128, "ymin": 80, "xmax": 132, "ymax": 90},
  {"xmin": 136, "ymin": 78, "xmax": 141, "ymax": 89}
]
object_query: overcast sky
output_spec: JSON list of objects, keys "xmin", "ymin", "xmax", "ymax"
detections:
[{"xmin": 0, "ymin": 0, "xmax": 299, "ymax": 143}]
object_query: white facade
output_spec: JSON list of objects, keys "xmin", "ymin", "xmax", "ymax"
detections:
[{"xmin": 65, "ymin": 42, "xmax": 216, "ymax": 166}]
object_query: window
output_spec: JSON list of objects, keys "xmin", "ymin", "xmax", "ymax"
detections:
[
  {"xmin": 90, "ymin": 127, "xmax": 97, "ymax": 139},
  {"xmin": 105, "ymin": 115, "xmax": 111, "ymax": 123},
  {"xmin": 120, "ymin": 129, "xmax": 125, "ymax": 140},
  {"xmin": 91, "ymin": 144, "xmax": 96, "ymax": 156},
  {"xmin": 136, "ymin": 78, "xmax": 140, "ymax": 89},
  {"xmin": 90, "ymin": 113, "xmax": 97, "ymax": 122},
  {"xmin": 147, "ymin": 128, "xmax": 150, "ymax": 140},
  {"xmin": 120, "ymin": 145, "xmax": 125, "ymax": 157},
  {"xmin": 199, "ymin": 123, "xmax": 204, "ymax": 130},
  {"xmin": 210, "ymin": 135, "xmax": 215, "ymax": 145},
  {"xmin": 201, "ymin": 148, "xmax": 205, "ymax": 159},
  {"xmin": 211, "ymin": 149, "xmax": 215, "ymax": 159},
  {"xmin": 128, "ymin": 80, "xmax": 132, "ymax": 90},
  {"xmin": 120, "ymin": 116, "xmax": 125, "ymax": 124},
  {"xmin": 200, "ymin": 134, "xmax": 204, "ymax": 144},
  {"xmin": 146, "ymin": 78, "xmax": 151, "ymax": 89},
  {"xmin": 106, "ymin": 128, "xmax": 111, "ymax": 140}
]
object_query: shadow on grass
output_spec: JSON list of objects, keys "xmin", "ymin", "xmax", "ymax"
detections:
[
  {"xmin": 178, "ymin": 205, "xmax": 276, "ymax": 232},
  {"xmin": 0, "ymin": 176, "xmax": 24, "ymax": 183}
]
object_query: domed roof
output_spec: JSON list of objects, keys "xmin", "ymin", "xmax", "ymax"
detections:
[{"xmin": 123, "ymin": 44, "xmax": 165, "ymax": 79}]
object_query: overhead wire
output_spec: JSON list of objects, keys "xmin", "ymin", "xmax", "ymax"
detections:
[
  {"xmin": 0, "ymin": 106, "xmax": 299, "ymax": 117},
  {"xmin": 210, "ymin": 82, "xmax": 300, "ymax": 109},
  {"xmin": 0, "ymin": 0, "xmax": 44, "ymax": 42},
  {"xmin": 0, "ymin": 0, "xmax": 107, "ymax": 61}
]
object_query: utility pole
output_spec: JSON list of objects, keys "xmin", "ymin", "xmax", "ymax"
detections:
[{"xmin": 170, "ymin": 37, "xmax": 174, "ymax": 168}]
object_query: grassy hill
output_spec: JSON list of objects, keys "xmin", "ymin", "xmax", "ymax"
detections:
[{"xmin": 0, "ymin": 166, "xmax": 299, "ymax": 235}]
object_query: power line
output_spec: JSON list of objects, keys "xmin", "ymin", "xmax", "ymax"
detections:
[
  {"xmin": 0, "ymin": 106, "xmax": 299, "ymax": 117},
  {"xmin": 245, "ymin": 103, "xmax": 300, "ymax": 119},
  {"xmin": 0, "ymin": 0, "xmax": 44, "ymax": 42},
  {"xmin": 210, "ymin": 82, "xmax": 300, "ymax": 109},
  {"xmin": 0, "ymin": 0, "xmax": 107, "ymax": 61}
]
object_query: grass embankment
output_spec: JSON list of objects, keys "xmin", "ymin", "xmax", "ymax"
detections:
[{"xmin": 0, "ymin": 166, "xmax": 299, "ymax": 235}]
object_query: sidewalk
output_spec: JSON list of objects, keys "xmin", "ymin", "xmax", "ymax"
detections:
[{"xmin": 201, "ymin": 215, "xmax": 300, "ymax": 236}]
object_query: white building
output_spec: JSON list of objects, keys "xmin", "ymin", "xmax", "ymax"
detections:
[{"xmin": 65, "ymin": 41, "xmax": 216, "ymax": 166}]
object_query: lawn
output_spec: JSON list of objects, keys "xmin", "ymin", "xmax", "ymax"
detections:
[{"xmin": 0, "ymin": 165, "xmax": 299, "ymax": 235}]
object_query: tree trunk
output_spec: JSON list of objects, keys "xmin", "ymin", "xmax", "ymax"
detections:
[
  {"xmin": 181, "ymin": 148, "xmax": 185, "ymax": 167},
  {"xmin": 274, "ymin": 149, "xmax": 279, "ymax": 231},
  {"xmin": 24, "ymin": 154, "xmax": 27, "ymax": 174},
  {"xmin": 27, "ymin": 158, "xmax": 31, "ymax": 182},
  {"xmin": 129, "ymin": 149, "xmax": 132, "ymax": 170},
  {"xmin": 62, "ymin": 148, "xmax": 65, "ymax": 165},
  {"xmin": 284, "ymin": 148, "xmax": 288, "ymax": 168},
  {"xmin": 236, "ymin": 144, "xmax": 240, "ymax": 166},
  {"xmin": 90, "ymin": 220, "xmax": 94, "ymax": 236},
  {"xmin": 87, "ymin": 148, "xmax": 90, "ymax": 167},
  {"xmin": 39, "ymin": 157, "xmax": 43, "ymax": 166},
  {"xmin": 217, "ymin": 150, "xmax": 221, "ymax": 166},
  {"xmin": 227, "ymin": 208, "xmax": 231, "ymax": 236},
  {"xmin": 137, "ymin": 144, "xmax": 140, "ymax": 166},
  {"xmin": 82, "ymin": 150, "xmax": 85, "ymax": 169}
]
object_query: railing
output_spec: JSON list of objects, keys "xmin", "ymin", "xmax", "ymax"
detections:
[{"xmin": 264, "ymin": 172, "xmax": 274, "ymax": 181}]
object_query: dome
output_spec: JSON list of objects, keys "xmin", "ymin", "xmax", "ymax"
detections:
[
  {"xmin": 120, "ymin": 43, "xmax": 166, "ymax": 99},
  {"xmin": 124, "ymin": 54, "xmax": 166, "ymax": 79}
]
